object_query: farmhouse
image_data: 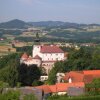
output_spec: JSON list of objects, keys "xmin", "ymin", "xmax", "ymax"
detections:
[
  {"xmin": 63, "ymin": 70, "xmax": 100, "ymax": 84},
  {"xmin": 32, "ymin": 82, "xmax": 84, "ymax": 97}
]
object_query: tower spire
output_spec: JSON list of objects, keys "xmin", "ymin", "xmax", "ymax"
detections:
[{"xmin": 34, "ymin": 33, "xmax": 40, "ymax": 45}]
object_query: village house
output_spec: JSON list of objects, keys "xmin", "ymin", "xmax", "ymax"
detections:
[
  {"xmin": 26, "ymin": 82, "xmax": 84, "ymax": 99},
  {"xmin": 63, "ymin": 70, "xmax": 100, "ymax": 84}
]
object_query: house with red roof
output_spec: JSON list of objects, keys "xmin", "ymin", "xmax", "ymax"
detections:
[
  {"xmin": 20, "ymin": 34, "xmax": 67, "ymax": 74},
  {"xmin": 20, "ymin": 53, "xmax": 42, "ymax": 67},
  {"xmin": 25, "ymin": 82, "xmax": 84, "ymax": 99},
  {"xmin": 63, "ymin": 70, "xmax": 100, "ymax": 84},
  {"xmin": 28, "ymin": 82, "xmax": 85, "ymax": 97},
  {"xmin": 32, "ymin": 44, "xmax": 66, "ymax": 73},
  {"xmin": 21, "ymin": 45, "xmax": 66, "ymax": 74}
]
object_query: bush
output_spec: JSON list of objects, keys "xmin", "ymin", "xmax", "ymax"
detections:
[
  {"xmin": 24, "ymin": 94, "xmax": 38, "ymax": 100},
  {"xmin": 32, "ymin": 80, "xmax": 44, "ymax": 86},
  {"xmin": 0, "ymin": 90, "xmax": 20, "ymax": 100},
  {"xmin": 0, "ymin": 81, "xmax": 9, "ymax": 88}
]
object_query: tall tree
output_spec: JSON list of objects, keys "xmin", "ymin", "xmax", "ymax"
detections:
[
  {"xmin": 18, "ymin": 64, "xmax": 41, "ymax": 86},
  {"xmin": 91, "ymin": 50, "xmax": 100, "ymax": 69},
  {"xmin": 0, "ymin": 59, "xmax": 19, "ymax": 87},
  {"xmin": 47, "ymin": 61, "xmax": 65, "ymax": 85}
]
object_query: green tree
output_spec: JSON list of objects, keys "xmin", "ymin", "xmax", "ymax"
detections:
[
  {"xmin": 47, "ymin": 61, "xmax": 65, "ymax": 85},
  {"xmin": 0, "ymin": 59, "xmax": 19, "ymax": 87},
  {"xmin": 18, "ymin": 64, "xmax": 41, "ymax": 86},
  {"xmin": 0, "ymin": 90, "xmax": 20, "ymax": 100},
  {"xmin": 0, "ymin": 53, "xmax": 21, "ymax": 69},
  {"xmin": 91, "ymin": 50, "xmax": 100, "ymax": 69},
  {"xmin": 87, "ymin": 78, "xmax": 100, "ymax": 89},
  {"xmin": 67, "ymin": 47, "xmax": 92, "ymax": 70},
  {"xmin": 24, "ymin": 94, "xmax": 37, "ymax": 100},
  {"xmin": 0, "ymin": 81, "xmax": 9, "ymax": 94},
  {"xmin": 86, "ymin": 78, "xmax": 100, "ymax": 95},
  {"xmin": 32, "ymin": 80, "xmax": 43, "ymax": 86},
  {"xmin": 0, "ymin": 53, "xmax": 21, "ymax": 87}
]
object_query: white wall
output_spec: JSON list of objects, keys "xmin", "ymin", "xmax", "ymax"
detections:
[
  {"xmin": 40, "ymin": 76, "xmax": 48, "ymax": 81},
  {"xmin": 42, "ymin": 53, "xmax": 64, "ymax": 61},
  {"xmin": 24, "ymin": 59, "xmax": 41, "ymax": 67},
  {"xmin": 32, "ymin": 45, "xmax": 41, "ymax": 57},
  {"xmin": 32, "ymin": 45, "xmax": 65, "ymax": 61},
  {"xmin": 57, "ymin": 92, "xmax": 67, "ymax": 95},
  {"xmin": 32, "ymin": 45, "xmax": 65, "ymax": 74},
  {"xmin": 68, "ymin": 78, "xmax": 72, "ymax": 83}
]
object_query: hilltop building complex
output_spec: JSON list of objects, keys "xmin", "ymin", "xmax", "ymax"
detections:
[{"xmin": 20, "ymin": 34, "xmax": 66, "ymax": 74}]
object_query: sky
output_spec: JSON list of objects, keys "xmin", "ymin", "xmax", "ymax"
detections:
[{"xmin": 0, "ymin": 0, "xmax": 100, "ymax": 24}]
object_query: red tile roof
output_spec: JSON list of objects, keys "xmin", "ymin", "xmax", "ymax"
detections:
[
  {"xmin": 35, "ymin": 85, "xmax": 51, "ymax": 94},
  {"xmin": 34, "ymin": 82, "xmax": 84, "ymax": 93},
  {"xmin": 21, "ymin": 53, "xmax": 29, "ymax": 59},
  {"xmin": 64, "ymin": 70, "xmax": 100, "ymax": 84},
  {"xmin": 83, "ymin": 70, "xmax": 100, "ymax": 75},
  {"xmin": 40, "ymin": 45, "xmax": 64, "ymax": 53},
  {"xmin": 56, "ymin": 82, "xmax": 84, "ymax": 92},
  {"xmin": 83, "ymin": 75, "xmax": 93, "ymax": 84},
  {"xmin": 33, "ymin": 55, "xmax": 41, "ymax": 59},
  {"xmin": 49, "ymin": 85, "xmax": 57, "ymax": 93},
  {"xmin": 64, "ymin": 71, "xmax": 84, "ymax": 82}
]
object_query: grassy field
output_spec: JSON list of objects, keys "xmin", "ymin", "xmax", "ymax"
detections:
[
  {"xmin": 3, "ymin": 34, "xmax": 15, "ymax": 40},
  {"xmin": 48, "ymin": 95, "xmax": 100, "ymax": 100}
]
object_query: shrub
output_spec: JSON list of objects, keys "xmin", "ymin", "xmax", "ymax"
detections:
[
  {"xmin": 24, "ymin": 94, "xmax": 38, "ymax": 100},
  {"xmin": 0, "ymin": 90, "xmax": 20, "ymax": 100}
]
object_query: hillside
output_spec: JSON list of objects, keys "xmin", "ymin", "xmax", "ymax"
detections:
[
  {"xmin": 29, "ymin": 21, "xmax": 100, "ymax": 29},
  {"xmin": 0, "ymin": 19, "xmax": 100, "ymax": 29},
  {"xmin": 0, "ymin": 19, "xmax": 100, "ymax": 43},
  {"xmin": 0, "ymin": 19, "xmax": 31, "ymax": 29},
  {"xmin": 29, "ymin": 21, "xmax": 64, "ymax": 27}
]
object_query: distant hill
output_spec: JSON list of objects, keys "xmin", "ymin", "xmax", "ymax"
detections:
[
  {"xmin": 0, "ymin": 19, "xmax": 100, "ymax": 29},
  {"xmin": 29, "ymin": 21, "xmax": 64, "ymax": 27},
  {"xmin": 29, "ymin": 21, "xmax": 100, "ymax": 29},
  {"xmin": 29, "ymin": 21, "xmax": 82, "ymax": 28},
  {"xmin": 0, "ymin": 19, "xmax": 31, "ymax": 29}
]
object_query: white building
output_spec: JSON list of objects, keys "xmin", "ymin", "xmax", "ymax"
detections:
[
  {"xmin": 20, "ymin": 34, "xmax": 66, "ymax": 74},
  {"xmin": 56, "ymin": 73, "xmax": 65, "ymax": 83},
  {"xmin": 40, "ymin": 76, "xmax": 48, "ymax": 81}
]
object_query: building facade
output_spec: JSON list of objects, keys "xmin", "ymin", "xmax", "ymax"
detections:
[
  {"xmin": 21, "ymin": 44, "xmax": 65, "ymax": 74},
  {"xmin": 63, "ymin": 70, "xmax": 100, "ymax": 84},
  {"xmin": 20, "ymin": 34, "xmax": 66, "ymax": 74}
]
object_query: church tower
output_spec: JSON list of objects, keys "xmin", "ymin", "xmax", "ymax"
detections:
[
  {"xmin": 34, "ymin": 32, "xmax": 40, "ymax": 45},
  {"xmin": 32, "ymin": 33, "xmax": 41, "ymax": 57}
]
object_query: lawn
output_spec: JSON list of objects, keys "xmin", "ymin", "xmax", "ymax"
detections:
[{"xmin": 48, "ymin": 95, "xmax": 100, "ymax": 100}]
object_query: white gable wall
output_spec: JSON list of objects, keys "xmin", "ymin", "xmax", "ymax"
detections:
[
  {"xmin": 40, "ymin": 53, "xmax": 64, "ymax": 61},
  {"xmin": 32, "ymin": 45, "xmax": 41, "ymax": 57},
  {"xmin": 32, "ymin": 45, "xmax": 65, "ymax": 61}
]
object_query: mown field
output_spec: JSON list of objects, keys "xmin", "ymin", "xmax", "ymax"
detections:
[
  {"xmin": 1, "ymin": 26, "xmax": 100, "ymax": 44},
  {"xmin": 48, "ymin": 95, "xmax": 100, "ymax": 100}
]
